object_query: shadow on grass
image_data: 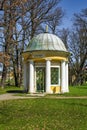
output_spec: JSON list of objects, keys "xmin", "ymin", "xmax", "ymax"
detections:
[{"xmin": 7, "ymin": 90, "xmax": 28, "ymax": 94}]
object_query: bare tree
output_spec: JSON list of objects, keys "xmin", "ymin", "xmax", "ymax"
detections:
[
  {"xmin": 0, "ymin": 0, "xmax": 64, "ymax": 87},
  {"xmin": 58, "ymin": 28, "xmax": 69, "ymax": 49},
  {"xmin": 0, "ymin": 0, "xmax": 28, "ymax": 87},
  {"xmin": 69, "ymin": 8, "xmax": 87, "ymax": 85}
]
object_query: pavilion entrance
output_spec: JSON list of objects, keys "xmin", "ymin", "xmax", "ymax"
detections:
[{"xmin": 36, "ymin": 67, "xmax": 45, "ymax": 92}]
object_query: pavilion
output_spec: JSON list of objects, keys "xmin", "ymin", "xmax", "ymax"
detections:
[{"xmin": 22, "ymin": 31, "xmax": 69, "ymax": 93}]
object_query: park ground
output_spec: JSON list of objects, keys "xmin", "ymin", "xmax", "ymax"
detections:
[{"xmin": 0, "ymin": 85, "xmax": 87, "ymax": 130}]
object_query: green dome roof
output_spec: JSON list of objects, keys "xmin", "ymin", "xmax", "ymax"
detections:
[{"xmin": 26, "ymin": 33, "xmax": 67, "ymax": 52}]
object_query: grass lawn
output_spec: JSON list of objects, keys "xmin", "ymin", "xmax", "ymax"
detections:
[
  {"xmin": 0, "ymin": 98, "xmax": 87, "ymax": 130},
  {"xmin": 67, "ymin": 85, "xmax": 87, "ymax": 96},
  {"xmin": 0, "ymin": 85, "xmax": 87, "ymax": 130},
  {"xmin": 0, "ymin": 85, "xmax": 87, "ymax": 97},
  {"xmin": 46, "ymin": 85, "xmax": 87, "ymax": 97}
]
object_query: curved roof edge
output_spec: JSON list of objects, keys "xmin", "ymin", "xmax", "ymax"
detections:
[{"xmin": 25, "ymin": 33, "xmax": 68, "ymax": 52}]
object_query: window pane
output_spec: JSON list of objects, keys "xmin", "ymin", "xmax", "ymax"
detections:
[{"xmin": 51, "ymin": 68, "xmax": 59, "ymax": 85}]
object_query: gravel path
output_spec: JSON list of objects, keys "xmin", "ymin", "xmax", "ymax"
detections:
[
  {"xmin": 0, "ymin": 93, "xmax": 25, "ymax": 101},
  {"xmin": 0, "ymin": 93, "xmax": 87, "ymax": 101},
  {"xmin": 0, "ymin": 93, "xmax": 45, "ymax": 101}
]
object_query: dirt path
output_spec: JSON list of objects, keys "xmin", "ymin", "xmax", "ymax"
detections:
[
  {"xmin": 0, "ymin": 93, "xmax": 87, "ymax": 101},
  {"xmin": 47, "ymin": 96, "xmax": 87, "ymax": 99},
  {"xmin": 0, "ymin": 93, "xmax": 44, "ymax": 101}
]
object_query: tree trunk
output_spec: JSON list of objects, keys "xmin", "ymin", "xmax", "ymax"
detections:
[
  {"xmin": 72, "ymin": 51, "xmax": 87, "ymax": 86},
  {"xmin": 1, "ymin": 64, "xmax": 7, "ymax": 88},
  {"xmin": 13, "ymin": 60, "xmax": 19, "ymax": 87}
]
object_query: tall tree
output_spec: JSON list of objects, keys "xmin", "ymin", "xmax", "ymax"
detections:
[
  {"xmin": 69, "ymin": 8, "xmax": 87, "ymax": 85},
  {"xmin": 0, "ymin": 0, "xmax": 28, "ymax": 87},
  {"xmin": 58, "ymin": 28, "xmax": 69, "ymax": 49},
  {"xmin": 0, "ymin": 0, "xmax": 64, "ymax": 87}
]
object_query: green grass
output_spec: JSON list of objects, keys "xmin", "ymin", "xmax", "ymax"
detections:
[
  {"xmin": 0, "ymin": 85, "xmax": 87, "ymax": 129},
  {"xmin": 46, "ymin": 85, "xmax": 87, "ymax": 97},
  {"xmin": 22, "ymin": 85, "xmax": 87, "ymax": 97},
  {"xmin": 0, "ymin": 98, "xmax": 87, "ymax": 130},
  {"xmin": 0, "ymin": 85, "xmax": 87, "ymax": 97},
  {"xmin": 67, "ymin": 85, "xmax": 87, "ymax": 96}
]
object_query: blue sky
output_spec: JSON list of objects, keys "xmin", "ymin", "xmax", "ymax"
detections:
[{"xmin": 59, "ymin": 0, "xmax": 87, "ymax": 29}]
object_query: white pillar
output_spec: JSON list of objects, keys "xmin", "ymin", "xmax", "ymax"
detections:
[
  {"xmin": 29, "ymin": 60, "xmax": 34, "ymax": 93},
  {"xmin": 65, "ymin": 62, "xmax": 69, "ymax": 92},
  {"xmin": 46, "ymin": 60, "xmax": 51, "ymax": 93},
  {"xmin": 23, "ymin": 62, "xmax": 28, "ymax": 92},
  {"xmin": 61, "ymin": 60, "xmax": 66, "ymax": 93}
]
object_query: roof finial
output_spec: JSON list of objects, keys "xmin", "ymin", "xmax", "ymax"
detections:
[{"xmin": 46, "ymin": 25, "xmax": 48, "ymax": 33}]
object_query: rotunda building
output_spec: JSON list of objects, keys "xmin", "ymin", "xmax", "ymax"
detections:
[{"xmin": 22, "ymin": 32, "xmax": 69, "ymax": 93}]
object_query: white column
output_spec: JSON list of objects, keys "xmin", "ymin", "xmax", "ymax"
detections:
[
  {"xmin": 29, "ymin": 60, "xmax": 34, "ymax": 93},
  {"xmin": 65, "ymin": 62, "xmax": 69, "ymax": 92},
  {"xmin": 61, "ymin": 60, "xmax": 66, "ymax": 93},
  {"xmin": 23, "ymin": 62, "xmax": 28, "ymax": 92},
  {"xmin": 46, "ymin": 60, "xmax": 51, "ymax": 93}
]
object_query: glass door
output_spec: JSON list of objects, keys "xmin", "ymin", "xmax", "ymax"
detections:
[{"xmin": 36, "ymin": 67, "xmax": 45, "ymax": 92}]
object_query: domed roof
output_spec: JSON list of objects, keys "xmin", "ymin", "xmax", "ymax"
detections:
[{"xmin": 26, "ymin": 33, "xmax": 68, "ymax": 52}]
